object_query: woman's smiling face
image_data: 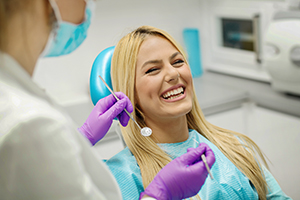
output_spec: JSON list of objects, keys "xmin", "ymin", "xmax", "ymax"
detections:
[{"xmin": 135, "ymin": 35, "xmax": 193, "ymax": 124}]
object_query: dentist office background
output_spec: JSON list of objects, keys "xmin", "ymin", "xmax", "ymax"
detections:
[{"xmin": 34, "ymin": 0, "xmax": 300, "ymax": 199}]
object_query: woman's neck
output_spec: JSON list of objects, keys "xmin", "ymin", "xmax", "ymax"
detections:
[{"xmin": 146, "ymin": 115, "xmax": 189, "ymax": 144}]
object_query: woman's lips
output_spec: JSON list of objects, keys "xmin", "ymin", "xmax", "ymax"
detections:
[
  {"xmin": 161, "ymin": 85, "xmax": 186, "ymax": 102},
  {"xmin": 162, "ymin": 86, "xmax": 184, "ymax": 99}
]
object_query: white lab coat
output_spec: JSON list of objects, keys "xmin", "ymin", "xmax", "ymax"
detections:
[{"xmin": 0, "ymin": 53, "xmax": 122, "ymax": 200}]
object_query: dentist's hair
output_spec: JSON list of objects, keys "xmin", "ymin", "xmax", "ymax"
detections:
[
  {"xmin": 0, "ymin": 0, "xmax": 55, "ymax": 52},
  {"xmin": 111, "ymin": 25, "xmax": 269, "ymax": 200},
  {"xmin": 0, "ymin": 0, "xmax": 28, "ymax": 51}
]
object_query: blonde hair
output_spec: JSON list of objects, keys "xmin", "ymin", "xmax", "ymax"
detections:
[{"xmin": 111, "ymin": 25, "xmax": 269, "ymax": 200}]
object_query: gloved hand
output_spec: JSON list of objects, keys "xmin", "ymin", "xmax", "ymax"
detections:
[
  {"xmin": 78, "ymin": 92, "xmax": 133, "ymax": 145},
  {"xmin": 140, "ymin": 143, "xmax": 215, "ymax": 200}
]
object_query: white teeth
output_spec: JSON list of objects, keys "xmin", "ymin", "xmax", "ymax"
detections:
[{"xmin": 163, "ymin": 87, "xmax": 184, "ymax": 99}]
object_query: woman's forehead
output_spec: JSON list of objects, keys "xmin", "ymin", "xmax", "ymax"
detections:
[{"xmin": 137, "ymin": 36, "xmax": 178, "ymax": 61}]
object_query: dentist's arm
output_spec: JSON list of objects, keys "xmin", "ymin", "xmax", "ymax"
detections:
[
  {"xmin": 78, "ymin": 92, "xmax": 133, "ymax": 145},
  {"xmin": 140, "ymin": 143, "xmax": 215, "ymax": 200}
]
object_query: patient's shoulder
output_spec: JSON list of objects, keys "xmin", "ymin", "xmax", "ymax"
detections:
[
  {"xmin": 105, "ymin": 147, "xmax": 139, "ymax": 170},
  {"xmin": 105, "ymin": 147, "xmax": 143, "ymax": 200},
  {"xmin": 105, "ymin": 147, "xmax": 142, "ymax": 184}
]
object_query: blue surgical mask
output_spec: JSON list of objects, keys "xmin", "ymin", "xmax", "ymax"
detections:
[{"xmin": 41, "ymin": 0, "xmax": 95, "ymax": 57}]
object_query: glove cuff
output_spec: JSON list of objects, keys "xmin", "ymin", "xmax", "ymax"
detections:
[
  {"xmin": 141, "ymin": 180, "xmax": 170, "ymax": 200},
  {"xmin": 77, "ymin": 127, "xmax": 96, "ymax": 145},
  {"xmin": 139, "ymin": 192, "xmax": 157, "ymax": 200},
  {"xmin": 139, "ymin": 192, "xmax": 146, "ymax": 200}
]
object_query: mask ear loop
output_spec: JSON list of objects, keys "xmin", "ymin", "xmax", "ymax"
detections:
[
  {"xmin": 40, "ymin": 0, "xmax": 59, "ymax": 58},
  {"xmin": 48, "ymin": 0, "xmax": 62, "ymax": 21},
  {"xmin": 85, "ymin": 0, "xmax": 96, "ymax": 21}
]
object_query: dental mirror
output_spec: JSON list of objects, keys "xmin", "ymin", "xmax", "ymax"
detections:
[{"xmin": 141, "ymin": 127, "xmax": 152, "ymax": 137}]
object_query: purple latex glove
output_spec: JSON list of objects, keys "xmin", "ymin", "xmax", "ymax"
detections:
[
  {"xmin": 79, "ymin": 92, "xmax": 133, "ymax": 145},
  {"xmin": 140, "ymin": 143, "xmax": 215, "ymax": 200}
]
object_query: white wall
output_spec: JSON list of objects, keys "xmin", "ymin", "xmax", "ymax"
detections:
[{"xmin": 33, "ymin": 0, "xmax": 206, "ymax": 106}]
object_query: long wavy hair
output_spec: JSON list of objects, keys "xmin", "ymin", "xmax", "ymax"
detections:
[{"xmin": 111, "ymin": 25, "xmax": 269, "ymax": 200}]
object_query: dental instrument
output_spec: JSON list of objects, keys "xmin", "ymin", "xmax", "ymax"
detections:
[
  {"xmin": 193, "ymin": 138, "xmax": 214, "ymax": 180},
  {"xmin": 98, "ymin": 75, "xmax": 152, "ymax": 137}
]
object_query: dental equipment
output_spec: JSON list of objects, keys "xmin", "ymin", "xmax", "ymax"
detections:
[
  {"xmin": 98, "ymin": 75, "xmax": 152, "ymax": 137},
  {"xmin": 193, "ymin": 138, "xmax": 214, "ymax": 180}
]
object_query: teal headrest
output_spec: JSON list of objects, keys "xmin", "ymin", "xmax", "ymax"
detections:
[{"xmin": 90, "ymin": 46, "xmax": 115, "ymax": 106}]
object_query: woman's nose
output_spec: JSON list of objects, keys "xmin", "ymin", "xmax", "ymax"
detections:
[{"xmin": 165, "ymin": 66, "xmax": 179, "ymax": 83}]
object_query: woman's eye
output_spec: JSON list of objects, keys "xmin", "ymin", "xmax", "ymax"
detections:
[
  {"xmin": 145, "ymin": 68, "xmax": 158, "ymax": 74},
  {"xmin": 173, "ymin": 59, "xmax": 184, "ymax": 66}
]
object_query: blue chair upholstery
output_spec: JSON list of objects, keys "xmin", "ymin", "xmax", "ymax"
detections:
[
  {"xmin": 90, "ymin": 46, "xmax": 127, "ymax": 147},
  {"xmin": 90, "ymin": 46, "xmax": 115, "ymax": 106}
]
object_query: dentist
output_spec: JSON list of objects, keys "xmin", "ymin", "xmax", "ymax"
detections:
[{"xmin": 0, "ymin": 0, "xmax": 215, "ymax": 199}]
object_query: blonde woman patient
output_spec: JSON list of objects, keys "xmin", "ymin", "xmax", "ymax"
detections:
[{"xmin": 105, "ymin": 25, "xmax": 291, "ymax": 200}]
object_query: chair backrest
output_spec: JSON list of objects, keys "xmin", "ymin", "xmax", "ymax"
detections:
[
  {"xmin": 90, "ymin": 46, "xmax": 115, "ymax": 106},
  {"xmin": 90, "ymin": 46, "xmax": 127, "ymax": 148}
]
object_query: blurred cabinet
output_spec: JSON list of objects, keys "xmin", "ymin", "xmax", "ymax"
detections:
[{"xmin": 206, "ymin": 102, "xmax": 300, "ymax": 199}]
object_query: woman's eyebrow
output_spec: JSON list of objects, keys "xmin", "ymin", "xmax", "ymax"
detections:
[
  {"xmin": 170, "ymin": 52, "xmax": 182, "ymax": 60},
  {"xmin": 142, "ymin": 60, "xmax": 162, "ymax": 69},
  {"xmin": 141, "ymin": 52, "xmax": 182, "ymax": 69}
]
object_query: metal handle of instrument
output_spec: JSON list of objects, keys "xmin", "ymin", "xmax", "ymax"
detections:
[{"xmin": 98, "ymin": 75, "xmax": 142, "ymax": 131}]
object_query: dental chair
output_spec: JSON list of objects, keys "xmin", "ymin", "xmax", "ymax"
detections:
[{"xmin": 90, "ymin": 46, "xmax": 126, "ymax": 148}]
